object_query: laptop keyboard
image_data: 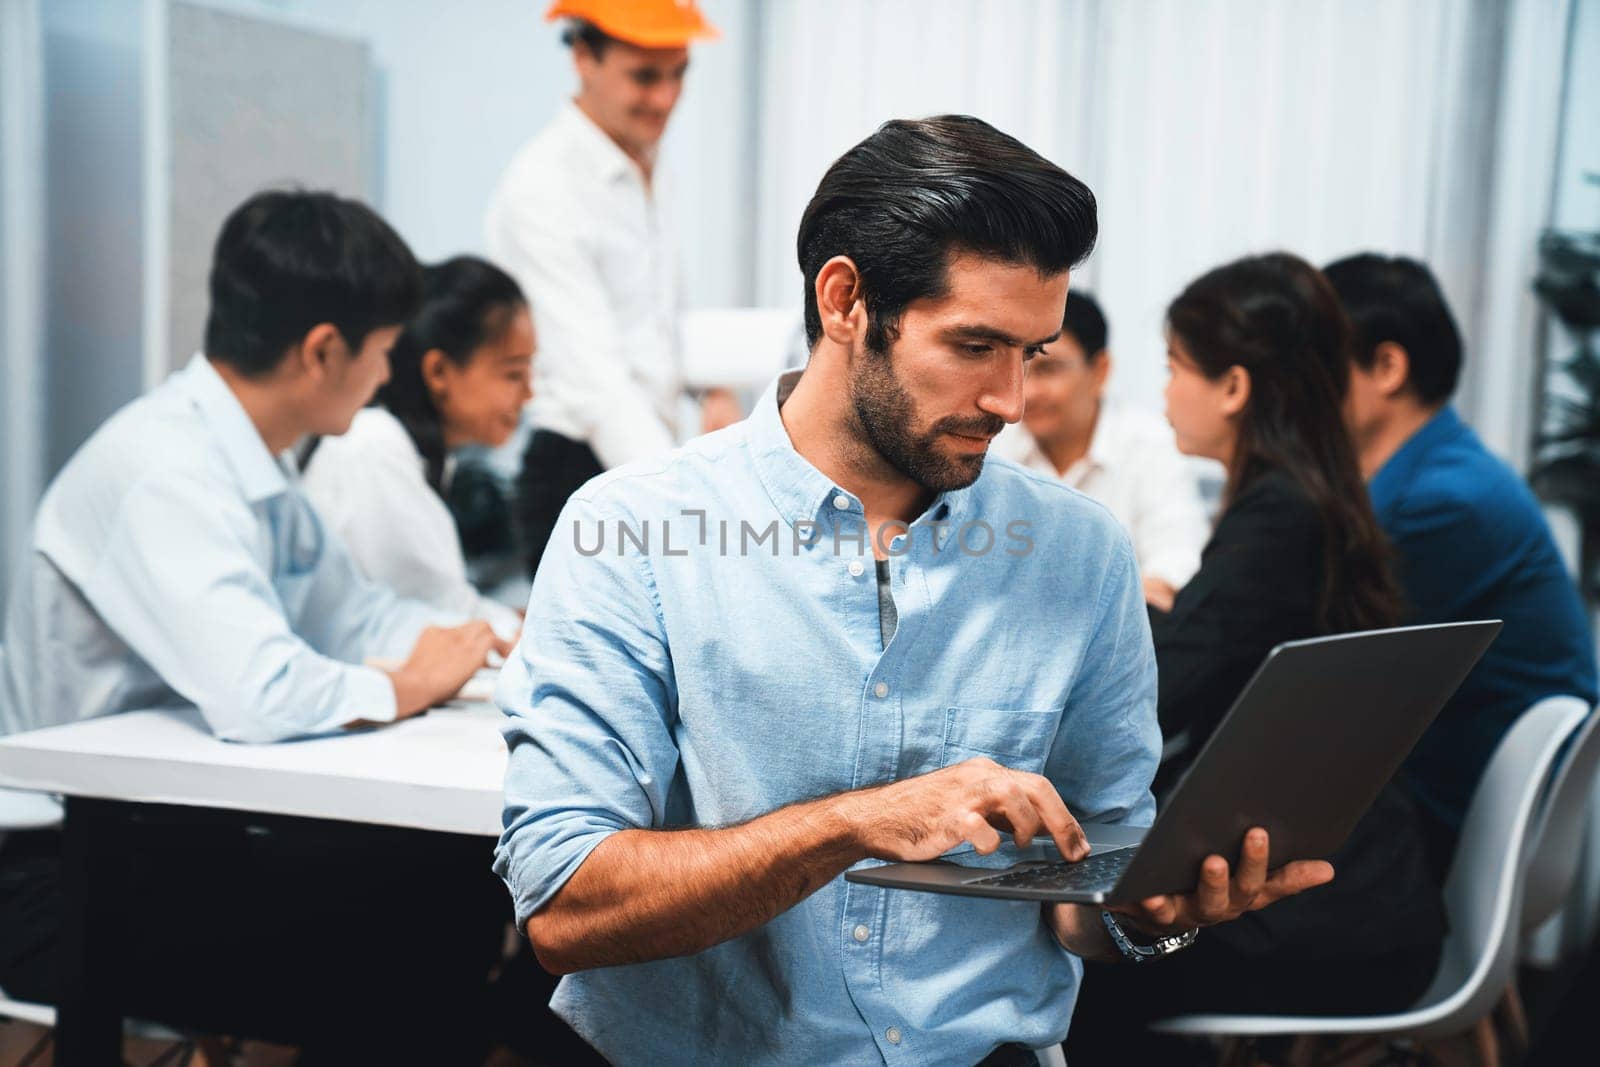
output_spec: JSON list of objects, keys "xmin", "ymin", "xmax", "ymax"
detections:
[{"xmin": 964, "ymin": 847, "xmax": 1135, "ymax": 893}]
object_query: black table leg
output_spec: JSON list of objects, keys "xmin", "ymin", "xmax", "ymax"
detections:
[{"xmin": 55, "ymin": 796, "xmax": 129, "ymax": 1066}]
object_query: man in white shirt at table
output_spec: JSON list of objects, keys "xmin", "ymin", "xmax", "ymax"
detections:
[
  {"xmin": 0, "ymin": 190, "xmax": 510, "ymax": 1061},
  {"xmin": 486, "ymin": 0, "xmax": 739, "ymax": 575},
  {"xmin": 993, "ymin": 290, "xmax": 1209, "ymax": 611}
]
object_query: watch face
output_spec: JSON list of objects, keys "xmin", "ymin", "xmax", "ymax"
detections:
[
  {"xmin": 1150, "ymin": 929, "xmax": 1199, "ymax": 955},
  {"xmin": 1101, "ymin": 910, "xmax": 1197, "ymax": 962}
]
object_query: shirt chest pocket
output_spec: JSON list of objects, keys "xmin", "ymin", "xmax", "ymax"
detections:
[{"xmin": 940, "ymin": 706, "xmax": 1060, "ymax": 776}]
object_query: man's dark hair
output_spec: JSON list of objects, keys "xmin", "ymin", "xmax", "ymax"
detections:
[
  {"xmin": 1322, "ymin": 253, "xmax": 1462, "ymax": 406},
  {"xmin": 1062, "ymin": 290, "xmax": 1108, "ymax": 360},
  {"xmin": 204, "ymin": 189, "xmax": 420, "ymax": 377},
  {"xmin": 796, "ymin": 115, "xmax": 1097, "ymax": 350},
  {"xmin": 561, "ymin": 18, "xmax": 616, "ymax": 58}
]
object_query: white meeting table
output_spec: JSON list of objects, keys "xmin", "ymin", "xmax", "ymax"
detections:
[{"xmin": 0, "ymin": 703, "xmax": 509, "ymax": 1065}]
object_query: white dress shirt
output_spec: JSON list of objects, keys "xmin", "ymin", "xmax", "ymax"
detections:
[
  {"xmin": 0, "ymin": 355, "xmax": 453, "ymax": 753},
  {"xmin": 486, "ymin": 101, "xmax": 684, "ymax": 469},
  {"xmin": 994, "ymin": 402, "xmax": 1209, "ymax": 589},
  {"xmin": 302, "ymin": 408, "xmax": 523, "ymax": 640}
]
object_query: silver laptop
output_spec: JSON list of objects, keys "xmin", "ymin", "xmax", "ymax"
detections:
[{"xmin": 846, "ymin": 620, "xmax": 1501, "ymax": 905}]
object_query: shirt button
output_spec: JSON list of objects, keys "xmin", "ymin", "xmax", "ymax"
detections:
[
  {"xmin": 833, "ymin": 494, "xmax": 850, "ymax": 510},
  {"xmin": 874, "ymin": 682, "xmax": 889, "ymax": 699},
  {"xmin": 852, "ymin": 924, "xmax": 870, "ymax": 942},
  {"xmin": 848, "ymin": 559, "xmax": 865, "ymax": 577},
  {"xmin": 886, "ymin": 1027, "xmax": 903, "ymax": 1045}
]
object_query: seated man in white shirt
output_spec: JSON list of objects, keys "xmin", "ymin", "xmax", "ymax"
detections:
[
  {"xmin": 994, "ymin": 290, "xmax": 1208, "ymax": 611},
  {"xmin": 0, "ymin": 190, "xmax": 511, "ymax": 1060}
]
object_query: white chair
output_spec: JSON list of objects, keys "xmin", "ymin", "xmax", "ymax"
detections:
[
  {"xmin": 1141, "ymin": 695, "xmax": 1589, "ymax": 1064},
  {"xmin": 1520, "ymin": 699, "xmax": 1600, "ymax": 937},
  {"xmin": 0, "ymin": 637, "xmax": 61, "ymax": 829},
  {"xmin": 0, "ymin": 987, "xmax": 204, "ymax": 1064},
  {"xmin": 0, "ymin": 642, "xmax": 59, "ymax": 1057},
  {"xmin": 0, "ymin": 991, "xmax": 54, "ymax": 1067},
  {"xmin": 0, "ymin": 647, "xmax": 190, "ymax": 1061}
]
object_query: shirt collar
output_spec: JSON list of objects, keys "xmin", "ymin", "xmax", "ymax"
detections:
[
  {"xmin": 746, "ymin": 371, "xmax": 966, "ymax": 530},
  {"xmin": 1369, "ymin": 405, "xmax": 1463, "ymax": 515},
  {"xmin": 1012, "ymin": 405, "xmax": 1112, "ymax": 485},
  {"xmin": 557, "ymin": 99, "xmax": 643, "ymax": 186},
  {"xmin": 177, "ymin": 353, "xmax": 292, "ymax": 504}
]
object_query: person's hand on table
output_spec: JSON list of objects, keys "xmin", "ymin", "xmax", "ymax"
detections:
[
  {"xmin": 1103, "ymin": 826, "xmax": 1334, "ymax": 939},
  {"xmin": 378, "ymin": 621, "xmax": 500, "ymax": 722}
]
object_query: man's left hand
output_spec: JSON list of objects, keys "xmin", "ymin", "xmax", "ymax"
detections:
[{"xmin": 1114, "ymin": 826, "xmax": 1333, "ymax": 937}]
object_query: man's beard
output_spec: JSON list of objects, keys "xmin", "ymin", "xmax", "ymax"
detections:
[{"xmin": 848, "ymin": 341, "xmax": 1005, "ymax": 492}]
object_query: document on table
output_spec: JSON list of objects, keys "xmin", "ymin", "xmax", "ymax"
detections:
[{"xmin": 362, "ymin": 661, "xmax": 502, "ymax": 707}]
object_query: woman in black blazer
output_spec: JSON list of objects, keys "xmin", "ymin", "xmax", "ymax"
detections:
[{"xmin": 1068, "ymin": 254, "xmax": 1445, "ymax": 1064}]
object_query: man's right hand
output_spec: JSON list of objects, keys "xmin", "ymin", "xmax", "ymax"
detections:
[
  {"xmin": 837, "ymin": 757, "xmax": 1090, "ymax": 862},
  {"xmin": 386, "ymin": 622, "xmax": 500, "ymax": 719}
]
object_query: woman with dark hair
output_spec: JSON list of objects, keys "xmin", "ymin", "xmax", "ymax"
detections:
[
  {"xmin": 304, "ymin": 255, "xmax": 532, "ymax": 639},
  {"xmin": 1067, "ymin": 253, "xmax": 1446, "ymax": 1063}
]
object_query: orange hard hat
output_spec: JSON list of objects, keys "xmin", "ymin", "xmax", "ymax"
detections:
[{"xmin": 545, "ymin": 0, "xmax": 720, "ymax": 48}]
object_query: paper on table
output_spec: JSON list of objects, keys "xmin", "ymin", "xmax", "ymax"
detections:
[
  {"xmin": 452, "ymin": 668, "xmax": 500, "ymax": 706},
  {"xmin": 363, "ymin": 661, "xmax": 502, "ymax": 707}
]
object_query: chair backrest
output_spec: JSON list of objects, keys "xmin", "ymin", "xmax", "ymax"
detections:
[
  {"xmin": 1412, "ymin": 696, "xmax": 1588, "ymax": 1034},
  {"xmin": 1521, "ymin": 698, "xmax": 1600, "ymax": 931},
  {"xmin": 0, "ymin": 643, "xmax": 64, "ymax": 831}
]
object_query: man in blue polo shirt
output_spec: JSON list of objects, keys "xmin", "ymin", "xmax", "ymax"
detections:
[
  {"xmin": 495, "ymin": 116, "xmax": 1333, "ymax": 1066},
  {"xmin": 1327, "ymin": 253, "xmax": 1598, "ymax": 877}
]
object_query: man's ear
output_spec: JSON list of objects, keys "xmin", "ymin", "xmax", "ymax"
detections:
[
  {"xmin": 1091, "ymin": 350, "xmax": 1113, "ymax": 394},
  {"xmin": 295, "ymin": 323, "xmax": 344, "ymax": 383},
  {"xmin": 1371, "ymin": 341, "xmax": 1412, "ymax": 400},
  {"xmin": 1220, "ymin": 364, "xmax": 1252, "ymax": 418},
  {"xmin": 815, "ymin": 256, "xmax": 865, "ymax": 348}
]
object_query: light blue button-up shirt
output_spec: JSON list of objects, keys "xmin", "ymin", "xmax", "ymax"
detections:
[
  {"xmin": 0, "ymin": 355, "xmax": 450, "ymax": 759},
  {"xmin": 495, "ymin": 373, "xmax": 1159, "ymax": 1065}
]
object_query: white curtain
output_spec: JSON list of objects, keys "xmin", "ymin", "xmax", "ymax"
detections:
[
  {"xmin": 0, "ymin": 0, "xmax": 45, "ymax": 616},
  {"xmin": 752, "ymin": 0, "xmax": 1097, "ymax": 311},
  {"xmin": 749, "ymin": 0, "xmax": 1571, "ymax": 467}
]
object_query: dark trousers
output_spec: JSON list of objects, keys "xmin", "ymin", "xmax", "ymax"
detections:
[
  {"xmin": 515, "ymin": 429, "xmax": 604, "ymax": 579},
  {"xmin": 0, "ymin": 813, "xmax": 510, "ymax": 1063}
]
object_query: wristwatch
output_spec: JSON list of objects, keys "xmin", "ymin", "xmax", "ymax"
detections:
[{"xmin": 1100, "ymin": 910, "xmax": 1199, "ymax": 962}]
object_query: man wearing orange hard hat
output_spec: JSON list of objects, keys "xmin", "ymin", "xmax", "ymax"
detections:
[{"xmin": 486, "ymin": 0, "xmax": 734, "ymax": 579}]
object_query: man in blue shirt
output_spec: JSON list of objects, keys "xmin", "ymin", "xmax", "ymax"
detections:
[
  {"xmin": 1327, "ymin": 253, "xmax": 1598, "ymax": 877},
  {"xmin": 496, "ymin": 116, "xmax": 1333, "ymax": 1065},
  {"xmin": 0, "ymin": 191, "xmax": 512, "ymax": 1059}
]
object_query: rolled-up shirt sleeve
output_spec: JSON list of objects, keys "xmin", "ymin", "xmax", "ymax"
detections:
[{"xmin": 494, "ymin": 493, "xmax": 681, "ymax": 927}]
